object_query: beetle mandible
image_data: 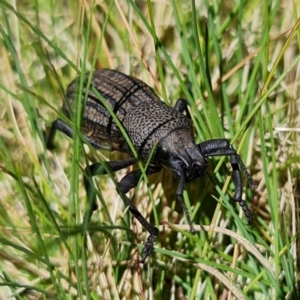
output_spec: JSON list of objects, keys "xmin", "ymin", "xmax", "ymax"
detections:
[{"xmin": 47, "ymin": 69, "xmax": 255, "ymax": 263}]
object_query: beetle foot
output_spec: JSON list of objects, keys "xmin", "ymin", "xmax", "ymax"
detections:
[
  {"xmin": 189, "ymin": 224, "xmax": 196, "ymax": 234},
  {"xmin": 242, "ymin": 204, "xmax": 253, "ymax": 225},
  {"xmin": 140, "ymin": 234, "xmax": 157, "ymax": 263},
  {"xmin": 235, "ymin": 199, "xmax": 253, "ymax": 225}
]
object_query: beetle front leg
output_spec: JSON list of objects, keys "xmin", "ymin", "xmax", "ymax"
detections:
[
  {"xmin": 230, "ymin": 153, "xmax": 253, "ymax": 224},
  {"xmin": 176, "ymin": 175, "xmax": 196, "ymax": 234},
  {"xmin": 198, "ymin": 139, "xmax": 255, "ymax": 224}
]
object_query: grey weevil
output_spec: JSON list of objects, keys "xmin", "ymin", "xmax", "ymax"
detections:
[{"xmin": 47, "ymin": 69, "xmax": 255, "ymax": 263}]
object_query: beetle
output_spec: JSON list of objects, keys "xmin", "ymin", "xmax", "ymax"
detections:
[{"xmin": 47, "ymin": 69, "xmax": 255, "ymax": 262}]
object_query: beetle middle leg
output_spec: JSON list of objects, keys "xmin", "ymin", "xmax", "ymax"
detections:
[
  {"xmin": 198, "ymin": 139, "xmax": 255, "ymax": 224},
  {"xmin": 84, "ymin": 160, "xmax": 162, "ymax": 262},
  {"xmin": 83, "ymin": 158, "xmax": 136, "ymax": 230}
]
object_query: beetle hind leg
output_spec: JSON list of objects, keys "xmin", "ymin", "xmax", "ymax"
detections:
[{"xmin": 46, "ymin": 118, "xmax": 72, "ymax": 149}]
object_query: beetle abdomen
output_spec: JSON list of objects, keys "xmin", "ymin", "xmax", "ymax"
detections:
[{"xmin": 62, "ymin": 69, "xmax": 161, "ymax": 151}]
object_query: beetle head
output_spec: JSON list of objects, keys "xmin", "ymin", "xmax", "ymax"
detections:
[{"xmin": 156, "ymin": 129, "xmax": 207, "ymax": 182}]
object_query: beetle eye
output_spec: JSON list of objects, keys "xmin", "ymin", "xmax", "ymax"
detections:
[{"xmin": 158, "ymin": 147, "xmax": 169, "ymax": 161}]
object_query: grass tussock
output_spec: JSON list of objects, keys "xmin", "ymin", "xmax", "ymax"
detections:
[{"xmin": 0, "ymin": 0, "xmax": 299, "ymax": 299}]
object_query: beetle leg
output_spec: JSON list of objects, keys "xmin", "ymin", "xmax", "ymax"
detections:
[
  {"xmin": 117, "ymin": 165, "xmax": 162, "ymax": 263},
  {"xmin": 83, "ymin": 158, "xmax": 136, "ymax": 231},
  {"xmin": 84, "ymin": 162, "xmax": 162, "ymax": 263},
  {"xmin": 46, "ymin": 118, "xmax": 111, "ymax": 150},
  {"xmin": 176, "ymin": 174, "xmax": 196, "ymax": 234},
  {"xmin": 46, "ymin": 119, "xmax": 72, "ymax": 149},
  {"xmin": 198, "ymin": 139, "xmax": 255, "ymax": 224},
  {"xmin": 174, "ymin": 99, "xmax": 191, "ymax": 119}
]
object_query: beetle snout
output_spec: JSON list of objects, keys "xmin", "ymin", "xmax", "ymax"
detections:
[{"xmin": 182, "ymin": 144, "xmax": 207, "ymax": 181}]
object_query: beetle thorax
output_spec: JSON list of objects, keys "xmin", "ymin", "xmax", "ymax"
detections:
[
  {"xmin": 122, "ymin": 101, "xmax": 191, "ymax": 160},
  {"xmin": 156, "ymin": 129, "xmax": 208, "ymax": 182}
]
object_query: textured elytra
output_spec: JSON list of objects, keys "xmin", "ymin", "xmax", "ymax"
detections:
[{"xmin": 63, "ymin": 69, "xmax": 193, "ymax": 161}]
